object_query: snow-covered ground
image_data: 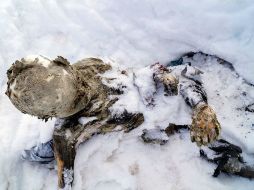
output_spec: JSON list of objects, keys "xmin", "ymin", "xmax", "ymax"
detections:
[{"xmin": 0, "ymin": 0, "xmax": 254, "ymax": 190}]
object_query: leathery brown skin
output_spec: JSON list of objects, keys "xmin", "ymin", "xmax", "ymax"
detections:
[
  {"xmin": 55, "ymin": 151, "xmax": 64, "ymax": 188},
  {"xmin": 53, "ymin": 129, "xmax": 76, "ymax": 189},
  {"xmin": 191, "ymin": 103, "xmax": 221, "ymax": 146},
  {"xmin": 152, "ymin": 63, "xmax": 179, "ymax": 96}
]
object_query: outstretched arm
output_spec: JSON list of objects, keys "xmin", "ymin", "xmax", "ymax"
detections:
[
  {"xmin": 179, "ymin": 65, "xmax": 221, "ymax": 146},
  {"xmin": 134, "ymin": 63, "xmax": 179, "ymax": 106}
]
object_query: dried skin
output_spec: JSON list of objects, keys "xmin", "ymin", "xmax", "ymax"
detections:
[
  {"xmin": 56, "ymin": 155, "xmax": 64, "ymax": 188},
  {"xmin": 191, "ymin": 104, "xmax": 221, "ymax": 146},
  {"xmin": 152, "ymin": 63, "xmax": 179, "ymax": 96}
]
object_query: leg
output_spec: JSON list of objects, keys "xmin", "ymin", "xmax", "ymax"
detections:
[
  {"xmin": 52, "ymin": 111, "xmax": 144, "ymax": 189},
  {"xmin": 53, "ymin": 129, "xmax": 76, "ymax": 189},
  {"xmin": 53, "ymin": 119, "xmax": 106, "ymax": 189},
  {"xmin": 52, "ymin": 117, "xmax": 84, "ymax": 189}
]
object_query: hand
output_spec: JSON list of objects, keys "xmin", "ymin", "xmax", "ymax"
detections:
[
  {"xmin": 191, "ymin": 104, "xmax": 221, "ymax": 146},
  {"xmin": 151, "ymin": 63, "xmax": 179, "ymax": 96}
]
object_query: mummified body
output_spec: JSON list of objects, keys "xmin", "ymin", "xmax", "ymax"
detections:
[{"xmin": 6, "ymin": 55, "xmax": 220, "ymax": 189}]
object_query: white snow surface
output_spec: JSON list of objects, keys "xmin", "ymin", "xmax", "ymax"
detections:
[
  {"xmin": 0, "ymin": 1, "xmax": 254, "ymax": 190},
  {"xmin": 23, "ymin": 55, "xmax": 51, "ymax": 67}
]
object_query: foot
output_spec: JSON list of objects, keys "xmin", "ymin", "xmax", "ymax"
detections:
[{"xmin": 21, "ymin": 140, "xmax": 55, "ymax": 164}]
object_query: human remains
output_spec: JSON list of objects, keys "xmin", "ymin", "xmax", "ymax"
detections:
[{"xmin": 6, "ymin": 54, "xmax": 221, "ymax": 189}]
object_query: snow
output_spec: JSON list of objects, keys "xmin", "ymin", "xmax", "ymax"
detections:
[
  {"xmin": 133, "ymin": 66, "xmax": 156, "ymax": 106},
  {"xmin": 23, "ymin": 55, "xmax": 51, "ymax": 67},
  {"xmin": 62, "ymin": 169, "xmax": 74, "ymax": 190},
  {"xmin": 0, "ymin": 0, "xmax": 254, "ymax": 190},
  {"xmin": 78, "ymin": 117, "xmax": 97, "ymax": 126}
]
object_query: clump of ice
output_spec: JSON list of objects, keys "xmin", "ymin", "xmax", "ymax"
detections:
[{"xmin": 61, "ymin": 168, "xmax": 74, "ymax": 190}]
